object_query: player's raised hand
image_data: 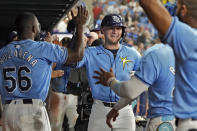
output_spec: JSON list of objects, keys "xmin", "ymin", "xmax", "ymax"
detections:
[
  {"xmin": 106, "ymin": 108, "xmax": 119, "ymax": 128},
  {"xmin": 93, "ymin": 68, "xmax": 115, "ymax": 86},
  {"xmin": 71, "ymin": 6, "xmax": 88, "ymax": 27}
]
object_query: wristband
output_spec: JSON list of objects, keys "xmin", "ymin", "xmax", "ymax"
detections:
[{"xmin": 107, "ymin": 77, "xmax": 116, "ymax": 87}]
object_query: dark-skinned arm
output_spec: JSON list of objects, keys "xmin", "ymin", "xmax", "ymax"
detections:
[
  {"xmin": 139, "ymin": 0, "xmax": 172, "ymax": 36},
  {"xmin": 51, "ymin": 63, "xmax": 64, "ymax": 78},
  {"xmin": 65, "ymin": 6, "xmax": 88, "ymax": 64}
]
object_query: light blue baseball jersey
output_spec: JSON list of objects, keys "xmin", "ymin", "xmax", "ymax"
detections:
[
  {"xmin": 162, "ymin": 17, "xmax": 197, "ymax": 119},
  {"xmin": 50, "ymin": 63, "xmax": 71, "ymax": 93},
  {"xmin": 135, "ymin": 44, "xmax": 175, "ymax": 118},
  {"xmin": 0, "ymin": 40, "xmax": 68, "ymax": 104},
  {"xmin": 76, "ymin": 44, "xmax": 141, "ymax": 102}
]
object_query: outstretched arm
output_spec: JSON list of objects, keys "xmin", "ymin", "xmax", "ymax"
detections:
[
  {"xmin": 139, "ymin": 0, "xmax": 172, "ymax": 36},
  {"xmin": 109, "ymin": 76, "xmax": 148, "ymax": 99},
  {"xmin": 93, "ymin": 68, "xmax": 148, "ymax": 99},
  {"xmin": 94, "ymin": 68, "xmax": 148, "ymax": 128},
  {"xmin": 66, "ymin": 6, "xmax": 88, "ymax": 64}
]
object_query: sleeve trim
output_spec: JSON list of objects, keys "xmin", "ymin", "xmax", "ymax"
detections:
[
  {"xmin": 161, "ymin": 17, "xmax": 176, "ymax": 44},
  {"xmin": 134, "ymin": 74, "xmax": 151, "ymax": 86}
]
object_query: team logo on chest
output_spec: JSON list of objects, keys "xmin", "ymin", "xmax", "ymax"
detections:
[{"xmin": 120, "ymin": 56, "xmax": 131, "ymax": 69}]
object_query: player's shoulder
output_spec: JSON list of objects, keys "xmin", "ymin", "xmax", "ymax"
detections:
[
  {"xmin": 162, "ymin": 17, "xmax": 197, "ymax": 42},
  {"xmin": 31, "ymin": 41, "xmax": 61, "ymax": 52},
  {"xmin": 0, "ymin": 40, "xmax": 55, "ymax": 55},
  {"xmin": 121, "ymin": 44, "xmax": 136, "ymax": 52},
  {"xmin": 85, "ymin": 45, "xmax": 103, "ymax": 53},
  {"xmin": 87, "ymin": 45, "xmax": 102, "ymax": 49},
  {"xmin": 144, "ymin": 44, "xmax": 165, "ymax": 55},
  {"xmin": 174, "ymin": 16, "xmax": 197, "ymax": 36},
  {"xmin": 10, "ymin": 39, "xmax": 52, "ymax": 47},
  {"xmin": 173, "ymin": 16, "xmax": 194, "ymax": 30},
  {"xmin": 0, "ymin": 41, "xmax": 17, "ymax": 53},
  {"xmin": 154, "ymin": 44, "xmax": 172, "ymax": 54},
  {"xmin": 121, "ymin": 44, "xmax": 141, "ymax": 56},
  {"xmin": 33, "ymin": 40, "xmax": 53, "ymax": 47},
  {"xmin": 144, "ymin": 44, "xmax": 173, "ymax": 59}
]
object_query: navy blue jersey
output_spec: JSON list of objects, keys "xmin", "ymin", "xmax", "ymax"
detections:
[
  {"xmin": 76, "ymin": 44, "xmax": 141, "ymax": 102},
  {"xmin": 0, "ymin": 40, "xmax": 68, "ymax": 103}
]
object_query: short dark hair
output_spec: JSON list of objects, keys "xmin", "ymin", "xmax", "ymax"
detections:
[
  {"xmin": 61, "ymin": 37, "xmax": 71, "ymax": 47},
  {"xmin": 15, "ymin": 12, "xmax": 36, "ymax": 34}
]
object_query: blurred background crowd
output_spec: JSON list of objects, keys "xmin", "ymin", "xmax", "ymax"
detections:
[{"xmin": 53, "ymin": 0, "xmax": 173, "ymax": 55}]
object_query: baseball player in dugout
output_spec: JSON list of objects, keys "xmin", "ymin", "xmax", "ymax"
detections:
[
  {"xmin": 71, "ymin": 14, "xmax": 141, "ymax": 131},
  {"xmin": 48, "ymin": 37, "xmax": 78, "ymax": 131},
  {"xmin": 138, "ymin": 0, "xmax": 197, "ymax": 130},
  {"xmin": 95, "ymin": 0, "xmax": 197, "ymax": 131},
  {"xmin": 0, "ymin": 6, "xmax": 88, "ymax": 131},
  {"xmin": 93, "ymin": 43, "xmax": 176, "ymax": 131}
]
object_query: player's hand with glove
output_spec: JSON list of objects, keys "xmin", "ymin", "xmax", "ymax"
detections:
[
  {"xmin": 93, "ymin": 68, "xmax": 115, "ymax": 86},
  {"xmin": 106, "ymin": 108, "xmax": 119, "ymax": 128}
]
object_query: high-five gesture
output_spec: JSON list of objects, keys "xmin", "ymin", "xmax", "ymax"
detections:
[
  {"xmin": 65, "ymin": 6, "xmax": 88, "ymax": 64},
  {"xmin": 71, "ymin": 6, "xmax": 88, "ymax": 27},
  {"xmin": 93, "ymin": 68, "xmax": 115, "ymax": 86}
]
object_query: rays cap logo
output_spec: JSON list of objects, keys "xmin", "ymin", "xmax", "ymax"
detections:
[
  {"xmin": 101, "ymin": 14, "xmax": 124, "ymax": 27},
  {"xmin": 112, "ymin": 15, "xmax": 121, "ymax": 23}
]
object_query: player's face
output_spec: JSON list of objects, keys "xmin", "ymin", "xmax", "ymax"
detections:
[{"xmin": 103, "ymin": 26, "xmax": 122, "ymax": 45}]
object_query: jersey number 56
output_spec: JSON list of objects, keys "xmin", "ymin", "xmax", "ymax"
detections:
[{"xmin": 3, "ymin": 66, "xmax": 32, "ymax": 93}]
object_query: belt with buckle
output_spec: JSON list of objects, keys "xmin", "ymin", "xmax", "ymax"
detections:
[
  {"xmin": 102, "ymin": 102, "xmax": 116, "ymax": 107},
  {"xmin": 5, "ymin": 99, "xmax": 33, "ymax": 104}
]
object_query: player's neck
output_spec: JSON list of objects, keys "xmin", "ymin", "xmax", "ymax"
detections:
[
  {"xmin": 104, "ymin": 43, "xmax": 120, "ymax": 50},
  {"xmin": 18, "ymin": 34, "xmax": 34, "ymax": 41},
  {"xmin": 187, "ymin": 18, "xmax": 197, "ymax": 29}
]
